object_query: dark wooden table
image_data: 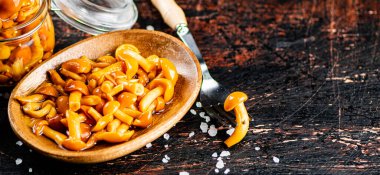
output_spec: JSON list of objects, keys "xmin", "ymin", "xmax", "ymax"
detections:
[{"xmin": 1, "ymin": 0, "xmax": 380, "ymax": 174}]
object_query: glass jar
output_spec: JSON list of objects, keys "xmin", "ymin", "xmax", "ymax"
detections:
[
  {"xmin": 0, "ymin": 0, "xmax": 55, "ymax": 85},
  {"xmin": 51, "ymin": 0, "xmax": 138, "ymax": 35}
]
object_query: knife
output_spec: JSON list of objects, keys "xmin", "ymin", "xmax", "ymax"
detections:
[
  {"xmin": 151, "ymin": 0, "xmax": 210, "ymax": 77},
  {"xmin": 151, "ymin": 0, "xmax": 240, "ymax": 125}
]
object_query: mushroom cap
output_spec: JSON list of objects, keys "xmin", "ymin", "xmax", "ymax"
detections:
[
  {"xmin": 147, "ymin": 78, "xmax": 174, "ymax": 102},
  {"xmin": 160, "ymin": 58, "xmax": 178, "ymax": 85},
  {"xmin": 97, "ymin": 55, "xmax": 116, "ymax": 64},
  {"xmin": 62, "ymin": 138, "xmax": 87, "ymax": 151},
  {"xmin": 32, "ymin": 119, "xmax": 48, "ymax": 135},
  {"xmin": 117, "ymin": 92, "xmax": 137, "ymax": 109},
  {"xmin": 103, "ymin": 101, "xmax": 120, "ymax": 115},
  {"xmin": 56, "ymin": 96, "xmax": 69, "ymax": 114},
  {"xmin": 224, "ymin": 92, "xmax": 248, "ymax": 112},
  {"xmin": 61, "ymin": 57, "xmax": 92, "ymax": 74},
  {"xmin": 64, "ymin": 80, "xmax": 89, "ymax": 95},
  {"xmin": 35, "ymin": 83, "xmax": 59, "ymax": 97},
  {"xmin": 115, "ymin": 44, "xmax": 141, "ymax": 57},
  {"xmin": 133, "ymin": 110, "xmax": 153, "ymax": 128}
]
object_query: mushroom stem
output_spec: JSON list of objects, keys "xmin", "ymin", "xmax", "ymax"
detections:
[
  {"xmin": 139, "ymin": 86, "xmax": 164, "ymax": 112},
  {"xmin": 114, "ymin": 110, "xmax": 134, "ymax": 125},
  {"xmin": 69, "ymin": 91, "xmax": 82, "ymax": 111},
  {"xmin": 224, "ymin": 103, "xmax": 249, "ymax": 148},
  {"xmin": 42, "ymin": 125, "xmax": 68, "ymax": 145},
  {"xmin": 62, "ymin": 110, "xmax": 87, "ymax": 151}
]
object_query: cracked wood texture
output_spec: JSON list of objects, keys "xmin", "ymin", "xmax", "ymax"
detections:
[{"xmin": 1, "ymin": 0, "xmax": 380, "ymax": 174}]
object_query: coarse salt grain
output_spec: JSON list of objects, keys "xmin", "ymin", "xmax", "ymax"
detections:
[
  {"xmin": 199, "ymin": 112, "xmax": 205, "ymax": 118},
  {"xmin": 179, "ymin": 172, "xmax": 189, "ymax": 175},
  {"xmin": 216, "ymin": 159, "xmax": 224, "ymax": 169},
  {"xmin": 190, "ymin": 109, "xmax": 196, "ymax": 115},
  {"xmin": 188, "ymin": 131, "xmax": 195, "ymax": 138},
  {"xmin": 164, "ymin": 133, "xmax": 170, "ymax": 140},
  {"xmin": 215, "ymin": 169, "xmax": 219, "ymax": 173},
  {"xmin": 196, "ymin": 102, "xmax": 202, "ymax": 108},
  {"xmin": 255, "ymin": 147, "xmax": 260, "ymax": 151},
  {"xmin": 162, "ymin": 157, "xmax": 169, "ymax": 163},
  {"xmin": 16, "ymin": 141, "xmax": 23, "ymax": 146},
  {"xmin": 200, "ymin": 122, "xmax": 208, "ymax": 133},
  {"xmin": 205, "ymin": 116, "xmax": 210, "ymax": 123},
  {"xmin": 164, "ymin": 144, "xmax": 169, "ymax": 149},
  {"xmin": 208, "ymin": 125, "xmax": 217, "ymax": 137},
  {"xmin": 273, "ymin": 156, "xmax": 280, "ymax": 163},
  {"xmin": 165, "ymin": 154, "xmax": 170, "ymax": 160},
  {"xmin": 226, "ymin": 128, "xmax": 235, "ymax": 136},
  {"xmin": 212, "ymin": 152, "xmax": 218, "ymax": 158},
  {"xmin": 15, "ymin": 158, "xmax": 22, "ymax": 165},
  {"xmin": 217, "ymin": 157, "xmax": 222, "ymax": 161},
  {"xmin": 146, "ymin": 25, "xmax": 154, "ymax": 30},
  {"xmin": 145, "ymin": 143, "xmax": 152, "ymax": 148},
  {"xmin": 29, "ymin": 168, "xmax": 32, "ymax": 173},
  {"xmin": 224, "ymin": 168, "xmax": 230, "ymax": 174},
  {"xmin": 220, "ymin": 151, "xmax": 230, "ymax": 157}
]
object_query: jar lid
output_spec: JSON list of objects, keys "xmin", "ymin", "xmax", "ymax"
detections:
[{"xmin": 51, "ymin": 0, "xmax": 138, "ymax": 35}]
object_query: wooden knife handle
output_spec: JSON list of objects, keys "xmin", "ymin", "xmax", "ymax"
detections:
[{"xmin": 151, "ymin": 0, "xmax": 187, "ymax": 30}]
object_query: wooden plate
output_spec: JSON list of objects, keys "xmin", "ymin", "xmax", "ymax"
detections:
[{"xmin": 7, "ymin": 29, "xmax": 201, "ymax": 163}]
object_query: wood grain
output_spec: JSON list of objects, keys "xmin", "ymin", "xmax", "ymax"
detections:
[{"xmin": 1, "ymin": 0, "xmax": 380, "ymax": 174}]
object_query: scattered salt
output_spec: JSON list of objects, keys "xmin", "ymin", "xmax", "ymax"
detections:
[
  {"xmin": 200, "ymin": 122, "xmax": 208, "ymax": 133},
  {"xmin": 15, "ymin": 158, "xmax": 22, "ymax": 165},
  {"xmin": 29, "ymin": 149, "xmax": 32, "ymax": 152},
  {"xmin": 164, "ymin": 133, "xmax": 170, "ymax": 140},
  {"xmin": 190, "ymin": 109, "xmax": 196, "ymax": 115},
  {"xmin": 344, "ymin": 79, "xmax": 354, "ymax": 83},
  {"xmin": 164, "ymin": 144, "xmax": 169, "ymax": 149},
  {"xmin": 220, "ymin": 151, "xmax": 230, "ymax": 157},
  {"xmin": 216, "ymin": 159, "xmax": 224, "ymax": 169},
  {"xmin": 224, "ymin": 168, "xmax": 230, "ymax": 174},
  {"xmin": 215, "ymin": 169, "xmax": 219, "ymax": 173},
  {"xmin": 188, "ymin": 131, "xmax": 195, "ymax": 138},
  {"xmin": 199, "ymin": 112, "xmax": 205, "ymax": 118},
  {"xmin": 255, "ymin": 147, "xmax": 260, "ymax": 151},
  {"xmin": 273, "ymin": 156, "xmax": 280, "ymax": 163},
  {"xmin": 16, "ymin": 141, "xmax": 23, "ymax": 146},
  {"xmin": 208, "ymin": 125, "xmax": 218, "ymax": 137},
  {"xmin": 165, "ymin": 154, "xmax": 170, "ymax": 160},
  {"xmin": 226, "ymin": 128, "xmax": 235, "ymax": 136},
  {"xmin": 179, "ymin": 172, "xmax": 189, "ymax": 175},
  {"xmin": 28, "ymin": 168, "xmax": 32, "ymax": 173},
  {"xmin": 212, "ymin": 152, "xmax": 218, "ymax": 158},
  {"xmin": 146, "ymin": 25, "xmax": 155, "ymax": 30},
  {"xmin": 162, "ymin": 157, "xmax": 169, "ymax": 163},
  {"xmin": 145, "ymin": 143, "xmax": 152, "ymax": 148},
  {"xmin": 205, "ymin": 116, "xmax": 210, "ymax": 122},
  {"xmin": 217, "ymin": 157, "xmax": 222, "ymax": 161},
  {"xmin": 196, "ymin": 102, "xmax": 202, "ymax": 108}
]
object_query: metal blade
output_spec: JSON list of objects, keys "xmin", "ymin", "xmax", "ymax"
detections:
[{"xmin": 176, "ymin": 24, "xmax": 208, "ymax": 74}]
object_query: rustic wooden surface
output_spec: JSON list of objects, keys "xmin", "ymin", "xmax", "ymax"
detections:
[{"xmin": 1, "ymin": 0, "xmax": 380, "ymax": 174}]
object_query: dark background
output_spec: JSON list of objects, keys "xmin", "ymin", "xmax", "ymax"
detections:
[{"xmin": 1, "ymin": 0, "xmax": 380, "ymax": 174}]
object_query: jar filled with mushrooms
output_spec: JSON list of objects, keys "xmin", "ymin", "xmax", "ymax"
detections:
[{"xmin": 0, "ymin": 0, "xmax": 55, "ymax": 85}]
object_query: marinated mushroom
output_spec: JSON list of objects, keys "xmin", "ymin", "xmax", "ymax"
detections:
[{"xmin": 223, "ymin": 92, "xmax": 250, "ymax": 147}]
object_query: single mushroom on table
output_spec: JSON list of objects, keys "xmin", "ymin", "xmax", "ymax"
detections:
[{"xmin": 223, "ymin": 92, "xmax": 250, "ymax": 147}]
